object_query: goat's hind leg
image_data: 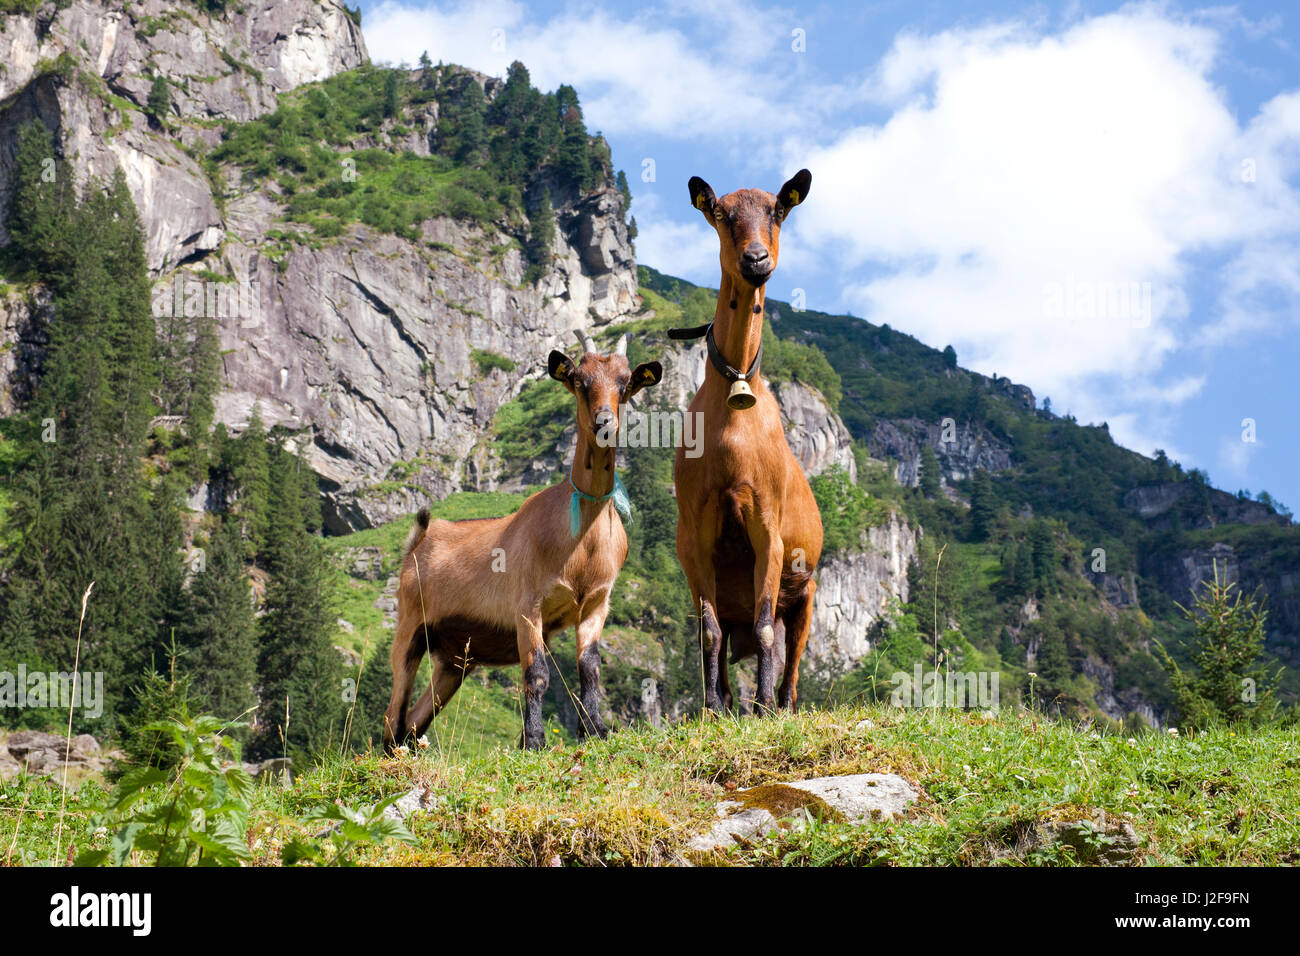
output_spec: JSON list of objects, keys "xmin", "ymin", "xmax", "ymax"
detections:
[
  {"xmin": 406, "ymin": 652, "xmax": 469, "ymax": 743},
  {"xmin": 574, "ymin": 606, "xmax": 611, "ymax": 739},
  {"xmin": 516, "ymin": 611, "xmax": 549, "ymax": 750},
  {"xmin": 384, "ymin": 619, "xmax": 431, "ymax": 753},
  {"xmin": 778, "ymin": 579, "xmax": 816, "ymax": 711}
]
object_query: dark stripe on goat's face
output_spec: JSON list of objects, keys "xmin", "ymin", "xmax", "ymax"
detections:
[
  {"xmin": 574, "ymin": 353, "xmax": 632, "ymax": 441},
  {"xmin": 712, "ymin": 188, "xmax": 783, "ymax": 287}
]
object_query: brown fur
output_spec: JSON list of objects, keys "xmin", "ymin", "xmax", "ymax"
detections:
[
  {"xmin": 383, "ymin": 336, "xmax": 661, "ymax": 752},
  {"xmin": 675, "ymin": 170, "xmax": 823, "ymax": 712}
]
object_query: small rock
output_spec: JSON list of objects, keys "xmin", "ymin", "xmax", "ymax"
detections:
[
  {"xmin": 337, "ymin": 618, "xmax": 355, "ymax": 634},
  {"xmin": 6, "ymin": 730, "xmax": 65, "ymax": 759},
  {"xmin": 781, "ymin": 773, "xmax": 919, "ymax": 823},
  {"xmin": 243, "ymin": 757, "xmax": 293, "ymax": 786},
  {"xmin": 685, "ymin": 773, "xmax": 919, "ymax": 856},
  {"xmin": 854, "ymin": 719, "xmax": 875, "ymax": 732},
  {"xmin": 688, "ymin": 807, "xmax": 806, "ymax": 853},
  {"xmin": 1010, "ymin": 810, "xmax": 1142, "ymax": 865},
  {"xmin": 384, "ymin": 785, "xmax": 439, "ymax": 823}
]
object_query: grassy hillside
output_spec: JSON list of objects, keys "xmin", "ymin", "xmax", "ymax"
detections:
[{"xmin": 6, "ymin": 704, "xmax": 1297, "ymax": 866}]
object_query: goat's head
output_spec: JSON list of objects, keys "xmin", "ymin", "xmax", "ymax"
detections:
[
  {"xmin": 688, "ymin": 169, "xmax": 811, "ymax": 289},
  {"xmin": 548, "ymin": 332, "xmax": 662, "ymax": 446}
]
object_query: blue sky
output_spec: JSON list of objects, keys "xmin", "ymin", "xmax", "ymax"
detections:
[{"xmin": 355, "ymin": 0, "xmax": 1300, "ymax": 510}]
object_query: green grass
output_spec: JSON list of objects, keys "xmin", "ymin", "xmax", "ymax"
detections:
[
  {"xmin": 6, "ymin": 705, "xmax": 1295, "ymax": 866},
  {"xmin": 492, "ymin": 376, "xmax": 571, "ymax": 468}
]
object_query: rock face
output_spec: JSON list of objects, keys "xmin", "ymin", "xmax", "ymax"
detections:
[
  {"xmin": 804, "ymin": 513, "xmax": 918, "ymax": 680},
  {"xmin": 774, "ymin": 380, "xmax": 857, "ymax": 480},
  {"xmin": 211, "ymin": 191, "xmax": 637, "ymax": 531},
  {"xmin": 2, "ymin": 729, "xmax": 114, "ymax": 778},
  {"xmin": 0, "ymin": 0, "xmax": 366, "ymax": 268},
  {"xmin": 1124, "ymin": 482, "xmax": 1288, "ymax": 530},
  {"xmin": 1143, "ymin": 540, "xmax": 1300, "ymax": 668},
  {"xmin": 0, "ymin": 1, "xmax": 642, "ymax": 531},
  {"xmin": 1085, "ymin": 568, "xmax": 1141, "ymax": 611},
  {"xmin": 0, "ymin": 283, "xmax": 49, "ymax": 416},
  {"xmin": 868, "ymin": 417, "xmax": 1013, "ymax": 488},
  {"xmin": 1080, "ymin": 657, "xmax": 1163, "ymax": 728}
]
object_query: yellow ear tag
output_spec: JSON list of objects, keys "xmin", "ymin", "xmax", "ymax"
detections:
[
  {"xmin": 695, "ymin": 194, "xmax": 706, "ymax": 209},
  {"xmin": 788, "ymin": 189, "xmax": 800, "ymax": 206}
]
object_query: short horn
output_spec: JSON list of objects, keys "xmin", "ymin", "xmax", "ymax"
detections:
[
  {"xmin": 574, "ymin": 330, "xmax": 597, "ymax": 354},
  {"xmin": 615, "ymin": 332, "xmax": 629, "ymax": 356}
]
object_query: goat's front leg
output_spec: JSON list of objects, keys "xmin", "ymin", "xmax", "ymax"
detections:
[
  {"xmin": 574, "ymin": 599, "xmax": 610, "ymax": 738},
  {"xmin": 678, "ymin": 496, "xmax": 725, "ymax": 713},
  {"xmin": 745, "ymin": 508, "xmax": 784, "ymax": 712},
  {"xmin": 516, "ymin": 609, "xmax": 549, "ymax": 749}
]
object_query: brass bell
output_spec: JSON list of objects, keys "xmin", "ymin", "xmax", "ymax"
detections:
[{"xmin": 727, "ymin": 379, "xmax": 756, "ymax": 410}]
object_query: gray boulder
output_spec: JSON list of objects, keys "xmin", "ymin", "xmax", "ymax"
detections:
[{"xmin": 686, "ymin": 773, "xmax": 920, "ymax": 855}]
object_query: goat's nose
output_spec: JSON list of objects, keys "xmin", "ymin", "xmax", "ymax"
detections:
[{"xmin": 742, "ymin": 243, "xmax": 769, "ymax": 265}]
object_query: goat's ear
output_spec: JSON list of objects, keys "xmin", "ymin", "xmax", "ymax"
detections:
[
  {"xmin": 688, "ymin": 176, "xmax": 717, "ymax": 222},
  {"xmin": 775, "ymin": 168, "xmax": 811, "ymax": 220},
  {"xmin": 624, "ymin": 360, "xmax": 662, "ymax": 399},
  {"xmin": 548, "ymin": 350, "xmax": 576, "ymax": 391}
]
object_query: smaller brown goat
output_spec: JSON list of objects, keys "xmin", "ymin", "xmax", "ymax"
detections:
[{"xmin": 383, "ymin": 332, "xmax": 662, "ymax": 752}]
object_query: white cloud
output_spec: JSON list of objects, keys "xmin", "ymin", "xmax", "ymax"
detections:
[
  {"xmin": 788, "ymin": 5, "xmax": 1300, "ymax": 425},
  {"xmin": 362, "ymin": 0, "xmax": 832, "ymax": 142},
  {"xmin": 631, "ymin": 193, "xmax": 720, "ymax": 285},
  {"xmin": 1218, "ymin": 433, "xmax": 1263, "ymax": 484}
]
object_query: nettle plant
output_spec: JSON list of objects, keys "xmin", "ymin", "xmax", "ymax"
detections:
[
  {"xmin": 77, "ymin": 712, "xmax": 418, "ymax": 867},
  {"xmin": 79, "ymin": 714, "xmax": 255, "ymax": 867}
]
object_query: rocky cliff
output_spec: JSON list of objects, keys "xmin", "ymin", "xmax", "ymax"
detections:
[
  {"xmin": 803, "ymin": 512, "xmax": 918, "ymax": 680},
  {"xmin": 0, "ymin": 0, "xmax": 366, "ymax": 267},
  {"xmin": 868, "ymin": 417, "xmax": 1014, "ymax": 488},
  {"xmin": 0, "ymin": 3, "xmax": 644, "ymax": 530}
]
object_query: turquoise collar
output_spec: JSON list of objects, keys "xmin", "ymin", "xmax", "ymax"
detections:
[{"xmin": 568, "ymin": 470, "xmax": 631, "ymax": 536}]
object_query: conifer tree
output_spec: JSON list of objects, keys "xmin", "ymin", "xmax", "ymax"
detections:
[
  {"xmin": 918, "ymin": 444, "xmax": 941, "ymax": 499},
  {"xmin": 179, "ymin": 517, "xmax": 258, "ymax": 732},
  {"xmin": 254, "ymin": 438, "xmax": 341, "ymax": 756}
]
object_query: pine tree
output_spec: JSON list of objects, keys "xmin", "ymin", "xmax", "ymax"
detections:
[
  {"xmin": 453, "ymin": 77, "xmax": 487, "ymax": 165},
  {"xmin": 382, "ymin": 69, "xmax": 400, "ymax": 119},
  {"xmin": 147, "ymin": 74, "xmax": 171, "ymax": 124},
  {"xmin": 1036, "ymin": 628, "xmax": 1071, "ymax": 703},
  {"xmin": 1030, "ymin": 520, "xmax": 1056, "ymax": 595},
  {"xmin": 918, "ymin": 444, "xmax": 941, "ymax": 498},
  {"xmin": 968, "ymin": 469, "xmax": 996, "ymax": 541},
  {"xmin": 179, "ymin": 517, "xmax": 258, "ymax": 731},
  {"xmin": 253, "ymin": 438, "xmax": 341, "ymax": 756},
  {"xmin": 524, "ymin": 187, "xmax": 555, "ymax": 282},
  {"xmin": 6, "ymin": 121, "xmax": 75, "ymax": 277},
  {"xmin": 1158, "ymin": 567, "xmax": 1279, "ymax": 728},
  {"xmin": 0, "ymin": 159, "xmax": 181, "ymax": 731},
  {"xmin": 1013, "ymin": 540, "xmax": 1034, "ymax": 594},
  {"xmin": 228, "ymin": 408, "xmax": 270, "ymax": 557}
]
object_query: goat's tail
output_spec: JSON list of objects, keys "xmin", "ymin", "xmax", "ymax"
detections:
[{"xmin": 402, "ymin": 507, "xmax": 431, "ymax": 562}]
